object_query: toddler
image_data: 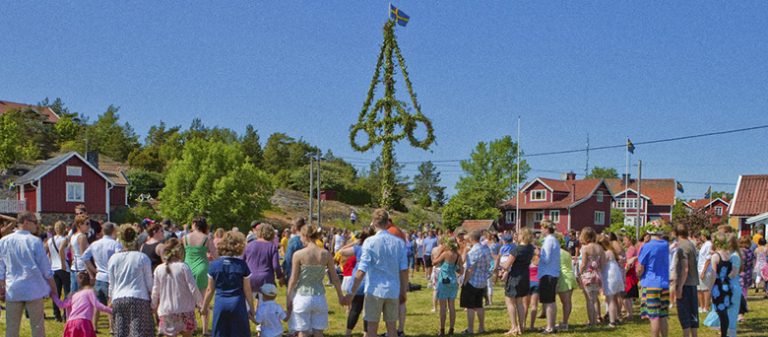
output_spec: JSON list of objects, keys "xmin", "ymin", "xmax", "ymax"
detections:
[{"xmin": 255, "ymin": 283, "xmax": 288, "ymax": 337}]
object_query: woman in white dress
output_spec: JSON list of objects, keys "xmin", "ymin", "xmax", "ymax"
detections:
[{"xmin": 600, "ymin": 235, "xmax": 625, "ymax": 328}]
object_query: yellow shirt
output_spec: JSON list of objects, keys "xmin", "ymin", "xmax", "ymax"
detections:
[
  {"xmin": 754, "ymin": 233, "xmax": 763, "ymax": 245},
  {"xmin": 280, "ymin": 237, "xmax": 289, "ymax": 251}
]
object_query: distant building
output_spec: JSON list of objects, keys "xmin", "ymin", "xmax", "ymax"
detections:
[
  {"xmin": 683, "ymin": 198, "xmax": 730, "ymax": 225},
  {"xmin": 605, "ymin": 177, "xmax": 676, "ymax": 227},
  {"xmin": 460, "ymin": 219, "xmax": 497, "ymax": 233},
  {"xmin": 0, "ymin": 100, "xmax": 60, "ymax": 124},
  {"xmin": 15, "ymin": 152, "xmax": 128, "ymax": 223},
  {"xmin": 499, "ymin": 172, "xmax": 614, "ymax": 233},
  {"xmin": 729, "ymin": 174, "xmax": 768, "ymax": 236}
]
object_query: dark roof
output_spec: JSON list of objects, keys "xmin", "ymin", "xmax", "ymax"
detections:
[
  {"xmin": 0, "ymin": 100, "xmax": 59, "ymax": 123},
  {"xmin": 730, "ymin": 175, "xmax": 768, "ymax": 216},
  {"xmin": 16, "ymin": 152, "xmax": 114, "ymax": 185},
  {"xmin": 604, "ymin": 178, "xmax": 676, "ymax": 206}
]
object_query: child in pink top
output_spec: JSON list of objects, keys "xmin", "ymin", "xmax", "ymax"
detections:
[{"xmin": 55, "ymin": 272, "xmax": 113, "ymax": 337}]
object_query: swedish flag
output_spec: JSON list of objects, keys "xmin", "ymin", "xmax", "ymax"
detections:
[
  {"xmin": 627, "ymin": 138, "xmax": 635, "ymax": 154},
  {"xmin": 390, "ymin": 4, "xmax": 410, "ymax": 27}
]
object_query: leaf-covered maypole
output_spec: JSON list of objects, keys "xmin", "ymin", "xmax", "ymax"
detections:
[{"xmin": 350, "ymin": 20, "xmax": 434, "ymax": 210}]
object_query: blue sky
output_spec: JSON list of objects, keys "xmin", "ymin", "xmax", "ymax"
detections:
[{"xmin": 2, "ymin": 2, "xmax": 767, "ymax": 198}]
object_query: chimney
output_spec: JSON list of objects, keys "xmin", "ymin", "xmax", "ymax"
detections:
[
  {"xmin": 571, "ymin": 183, "xmax": 576, "ymax": 202},
  {"xmin": 621, "ymin": 173, "xmax": 631, "ymax": 184},
  {"xmin": 566, "ymin": 172, "xmax": 577, "ymax": 181},
  {"xmin": 86, "ymin": 151, "xmax": 99, "ymax": 169}
]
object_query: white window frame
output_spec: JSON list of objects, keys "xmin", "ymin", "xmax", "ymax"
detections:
[
  {"xmin": 530, "ymin": 189, "xmax": 547, "ymax": 201},
  {"xmin": 534, "ymin": 211, "xmax": 544, "ymax": 222},
  {"xmin": 715, "ymin": 206, "xmax": 723, "ymax": 216},
  {"xmin": 594, "ymin": 211, "xmax": 605, "ymax": 225},
  {"xmin": 596, "ymin": 191, "xmax": 604, "ymax": 203},
  {"xmin": 616, "ymin": 198, "xmax": 638, "ymax": 209},
  {"xmin": 549, "ymin": 210, "xmax": 560, "ymax": 224},
  {"xmin": 66, "ymin": 182, "xmax": 84, "ymax": 202},
  {"xmin": 66, "ymin": 166, "xmax": 82, "ymax": 177},
  {"xmin": 505, "ymin": 211, "xmax": 516, "ymax": 224}
]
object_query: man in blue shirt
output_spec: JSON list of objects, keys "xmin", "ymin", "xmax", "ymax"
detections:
[
  {"xmin": 538, "ymin": 220, "xmax": 561, "ymax": 334},
  {"xmin": 637, "ymin": 221, "xmax": 670, "ymax": 337},
  {"xmin": 347, "ymin": 209, "xmax": 408, "ymax": 337},
  {"xmin": 83, "ymin": 222, "xmax": 122, "ymax": 330},
  {"xmin": 422, "ymin": 230, "xmax": 438, "ymax": 282},
  {"xmin": 0, "ymin": 212, "xmax": 59, "ymax": 337},
  {"xmin": 282, "ymin": 218, "xmax": 306, "ymax": 283},
  {"xmin": 460, "ymin": 230, "xmax": 492, "ymax": 334}
]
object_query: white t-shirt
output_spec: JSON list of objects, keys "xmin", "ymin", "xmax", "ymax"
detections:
[
  {"xmin": 697, "ymin": 240, "xmax": 712, "ymax": 273},
  {"xmin": 48, "ymin": 235, "xmax": 69, "ymax": 272},
  {"xmin": 334, "ymin": 234, "xmax": 344, "ymax": 252},
  {"xmin": 255, "ymin": 300, "xmax": 286, "ymax": 337}
]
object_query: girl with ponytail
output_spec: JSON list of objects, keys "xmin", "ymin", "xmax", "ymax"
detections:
[{"xmin": 151, "ymin": 238, "xmax": 203, "ymax": 337}]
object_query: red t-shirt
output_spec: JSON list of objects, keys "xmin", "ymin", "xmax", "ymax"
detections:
[{"xmin": 342, "ymin": 254, "xmax": 357, "ymax": 276}]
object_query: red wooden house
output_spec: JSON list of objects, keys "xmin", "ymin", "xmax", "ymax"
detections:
[
  {"xmin": 605, "ymin": 177, "xmax": 676, "ymax": 227},
  {"xmin": 684, "ymin": 198, "xmax": 730, "ymax": 225},
  {"xmin": 729, "ymin": 175, "xmax": 768, "ymax": 236},
  {"xmin": 15, "ymin": 152, "xmax": 128, "ymax": 223},
  {"xmin": 498, "ymin": 173, "xmax": 614, "ymax": 233}
]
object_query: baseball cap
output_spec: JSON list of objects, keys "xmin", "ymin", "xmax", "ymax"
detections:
[{"xmin": 260, "ymin": 283, "xmax": 278, "ymax": 297}]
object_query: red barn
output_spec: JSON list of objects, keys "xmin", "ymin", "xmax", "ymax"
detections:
[
  {"xmin": 15, "ymin": 152, "xmax": 128, "ymax": 223},
  {"xmin": 684, "ymin": 198, "xmax": 730, "ymax": 225},
  {"xmin": 498, "ymin": 172, "xmax": 614, "ymax": 233}
]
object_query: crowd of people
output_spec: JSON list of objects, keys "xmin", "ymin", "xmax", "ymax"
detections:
[{"xmin": 1, "ymin": 204, "xmax": 768, "ymax": 337}]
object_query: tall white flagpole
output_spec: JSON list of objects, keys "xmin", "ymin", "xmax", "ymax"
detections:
[
  {"xmin": 625, "ymin": 137, "xmax": 630, "ymax": 226},
  {"xmin": 516, "ymin": 116, "xmax": 521, "ymax": 232}
]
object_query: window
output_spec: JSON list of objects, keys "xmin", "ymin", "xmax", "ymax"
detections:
[
  {"xmin": 596, "ymin": 191, "xmax": 604, "ymax": 202},
  {"xmin": 505, "ymin": 211, "xmax": 516, "ymax": 224},
  {"xmin": 549, "ymin": 210, "xmax": 560, "ymax": 223},
  {"xmin": 66, "ymin": 166, "xmax": 82, "ymax": 176},
  {"xmin": 66, "ymin": 182, "xmax": 84, "ymax": 202},
  {"xmin": 715, "ymin": 206, "xmax": 723, "ymax": 216},
  {"xmin": 534, "ymin": 212, "xmax": 544, "ymax": 222},
  {"xmin": 594, "ymin": 211, "xmax": 605, "ymax": 225},
  {"xmin": 616, "ymin": 198, "xmax": 638, "ymax": 209},
  {"xmin": 530, "ymin": 189, "xmax": 547, "ymax": 201}
]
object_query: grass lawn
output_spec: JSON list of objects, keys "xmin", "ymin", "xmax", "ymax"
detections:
[{"xmin": 2, "ymin": 273, "xmax": 767, "ymax": 337}]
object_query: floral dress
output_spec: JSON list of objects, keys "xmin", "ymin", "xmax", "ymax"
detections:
[{"xmin": 740, "ymin": 247, "xmax": 755, "ymax": 295}]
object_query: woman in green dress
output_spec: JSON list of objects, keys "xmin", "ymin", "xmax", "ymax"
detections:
[
  {"xmin": 184, "ymin": 217, "xmax": 218, "ymax": 335},
  {"xmin": 557, "ymin": 235, "xmax": 578, "ymax": 332}
]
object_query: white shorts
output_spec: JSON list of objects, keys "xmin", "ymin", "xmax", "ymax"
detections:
[
  {"xmin": 289, "ymin": 294, "xmax": 328, "ymax": 332},
  {"xmin": 697, "ymin": 269, "xmax": 714, "ymax": 291},
  {"xmin": 342, "ymin": 276, "xmax": 354, "ymax": 294}
]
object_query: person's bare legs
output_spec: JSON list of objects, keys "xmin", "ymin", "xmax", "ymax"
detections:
[
  {"xmin": 439, "ymin": 300, "xmax": 447, "ymax": 334},
  {"xmin": 515, "ymin": 297, "xmax": 526, "ymax": 333},
  {"xmin": 367, "ymin": 321, "xmax": 380, "ymax": 337},
  {"xmin": 528, "ymin": 293, "xmax": 539, "ymax": 330},
  {"xmin": 399, "ymin": 303, "xmax": 406, "ymax": 333},
  {"xmin": 505, "ymin": 296, "xmax": 518, "ymax": 334},
  {"xmin": 448, "ymin": 298, "xmax": 456, "ymax": 333},
  {"xmin": 606, "ymin": 294, "xmax": 618, "ymax": 325},
  {"xmin": 544, "ymin": 301, "xmax": 557, "ymax": 331},
  {"xmin": 558, "ymin": 290, "xmax": 572, "ymax": 328},
  {"xmin": 650, "ymin": 318, "xmax": 660, "ymax": 337},
  {"xmin": 659, "ymin": 317, "xmax": 668, "ymax": 337},
  {"xmin": 623, "ymin": 297, "xmax": 634, "ymax": 319},
  {"xmin": 466, "ymin": 308, "xmax": 475, "ymax": 333},
  {"xmin": 477, "ymin": 308, "xmax": 485, "ymax": 332},
  {"xmin": 584, "ymin": 289, "xmax": 598, "ymax": 325},
  {"xmin": 385, "ymin": 321, "xmax": 398, "ymax": 337}
]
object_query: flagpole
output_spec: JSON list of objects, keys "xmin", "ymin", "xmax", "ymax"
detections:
[
  {"xmin": 625, "ymin": 137, "xmax": 629, "ymax": 225},
  {"xmin": 516, "ymin": 116, "xmax": 521, "ymax": 233}
]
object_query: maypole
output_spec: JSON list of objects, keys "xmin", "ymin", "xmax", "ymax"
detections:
[{"xmin": 350, "ymin": 20, "xmax": 434, "ymax": 210}]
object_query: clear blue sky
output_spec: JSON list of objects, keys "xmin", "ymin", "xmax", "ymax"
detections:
[{"xmin": 3, "ymin": 2, "xmax": 767, "ymax": 198}]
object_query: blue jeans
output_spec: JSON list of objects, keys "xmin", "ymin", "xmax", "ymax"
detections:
[
  {"xmin": 407, "ymin": 255, "xmax": 414, "ymax": 269},
  {"xmin": 70, "ymin": 271, "xmax": 80, "ymax": 293}
]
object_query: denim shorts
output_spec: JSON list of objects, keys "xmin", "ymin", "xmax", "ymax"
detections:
[{"xmin": 94, "ymin": 280, "xmax": 110, "ymax": 305}]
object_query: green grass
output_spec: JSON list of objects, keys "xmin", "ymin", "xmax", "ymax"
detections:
[{"xmin": 2, "ymin": 273, "xmax": 766, "ymax": 336}]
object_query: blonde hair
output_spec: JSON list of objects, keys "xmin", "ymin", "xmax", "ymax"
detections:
[
  {"xmin": 214, "ymin": 228, "xmax": 225, "ymax": 239},
  {"xmin": 217, "ymin": 231, "xmax": 246, "ymax": 257},
  {"xmin": 301, "ymin": 224, "xmax": 323, "ymax": 241},
  {"xmin": 713, "ymin": 232, "xmax": 729, "ymax": 251},
  {"xmin": 257, "ymin": 223, "xmax": 275, "ymax": 241},
  {"xmin": 580, "ymin": 227, "xmax": 597, "ymax": 244},
  {"xmin": 54, "ymin": 221, "xmax": 68, "ymax": 235},
  {"xmin": 118, "ymin": 224, "xmax": 140, "ymax": 250},
  {"xmin": 442, "ymin": 236, "xmax": 458, "ymax": 252},
  {"xmin": 517, "ymin": 228, "xmax": 533, "ymax": 245}
]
